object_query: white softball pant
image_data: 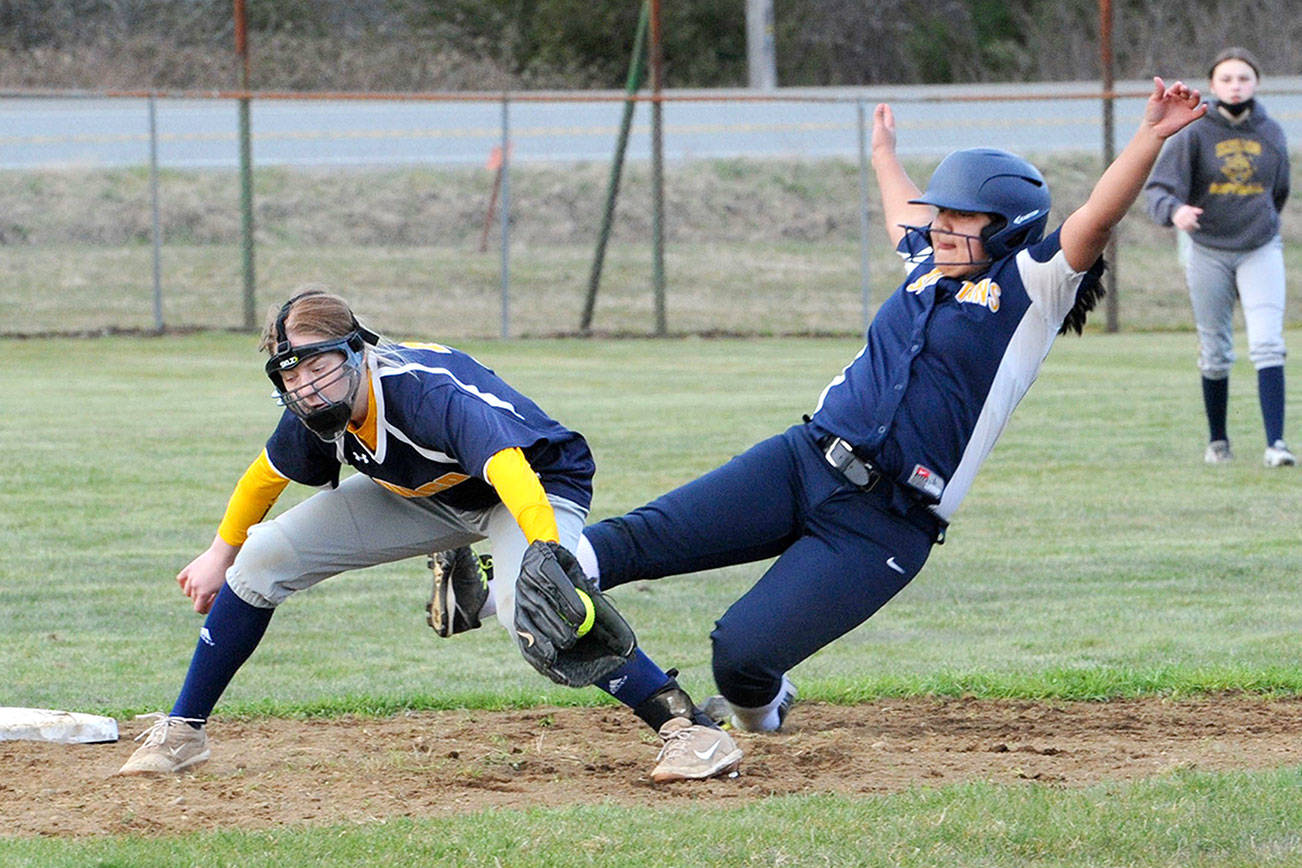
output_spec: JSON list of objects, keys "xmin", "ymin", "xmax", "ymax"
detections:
[
  {"xmin": 224, "ymin": 472, "xmax": 586, "ymax": 636},
  {"xmin": 1182, "ymin": 232, "xmax": 1287, "ymax": 378}
]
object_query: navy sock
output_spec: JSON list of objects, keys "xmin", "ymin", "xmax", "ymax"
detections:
[
  {"xmin": 594, "ymin": 648, "xmax": 671, "ymax": 709},
  {"xmin": 171, "ymin": 583, "xmax": 274, "ymax": 722},
  {"xmin": 1258, "ymin": 365, "xmax": 1286, "ymax": 444},
  {"xmin": 1201, "ymin": 376, "xmax": 1229, "ymax": 442}
]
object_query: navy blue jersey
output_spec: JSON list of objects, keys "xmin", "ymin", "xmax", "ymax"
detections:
[
  {"xmin": 265, "ymin": 342, "xmax": 594, "ymax": 511},
  {"xmin": 810, "ymin": 227, "xmax": 1088, "ymax": 520}
]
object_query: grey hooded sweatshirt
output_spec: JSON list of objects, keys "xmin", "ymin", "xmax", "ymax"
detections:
[{"xmin": 1144, "ymin": 99, "xmax": 1290, "ymax": 251}]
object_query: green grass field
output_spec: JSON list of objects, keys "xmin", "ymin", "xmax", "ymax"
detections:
[{"xmin": 2, "ymin": 332, "xmax": 1302, "ymax": 864}]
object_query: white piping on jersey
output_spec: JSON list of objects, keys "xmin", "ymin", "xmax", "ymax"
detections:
[
  {"xmin": 379, "ymin": 362, "xmax": 525, "ymax": 419},
  {"xmin": 261, "ymin": 448, "xmax": 290, "ymax": 482},
  {"xmin": 356, "ymin": 353, "xmax": 528, "ymax": 476},
  {"xmin": 812, "ymin": 343, "xmax": 866, "ymax": 416},
  {"xmin": 383, "ymin": 422, "xmax": 458, "ymax": 465}
]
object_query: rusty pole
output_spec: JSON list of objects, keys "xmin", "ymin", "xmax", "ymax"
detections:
[{"xmin": 1100, "ymin": 0, "xmax": 1118, "ymax": 332}]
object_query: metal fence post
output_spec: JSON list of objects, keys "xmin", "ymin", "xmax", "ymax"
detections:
[
  {"xmin": 856, "ymin": 100, "xmax": 872, "ymax": 333},
  {"xmin": 499, "ymin": 96, "xmax": 511, "ymax": 339},
  {"xmin": 235, "ymin": 0, "xmax": 256, "ymax": 330},
  {"xmin": 237, "ymin": 98, "xmax": 256, "ymax": 331},
  {"xmin": 649, "ymin": 0, "xmax": 667, "ymax": 336},
  {"xmin": 581, "ymin": 0, "xmax": 650, "ymax": 333},
  {"xmin": 147, "ymin": 94, "xmax": 164, "ymax": 333}
]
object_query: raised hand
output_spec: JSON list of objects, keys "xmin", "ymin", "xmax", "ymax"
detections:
[
  {"xmin": 872, "ymin": 103, "xmax": 897, "ymax": 154},
  {"xmin": 1144, "ymin": 77, "xmax": 1207, "ymax": 139}
]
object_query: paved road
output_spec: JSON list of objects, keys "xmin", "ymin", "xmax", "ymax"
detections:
[{"xmin": 3, "ymin": 79, "xmax": 1301, "ymax": 170}]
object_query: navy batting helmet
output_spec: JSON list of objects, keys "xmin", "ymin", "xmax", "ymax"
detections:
[{"xmin": 909, "ymin": 148, "xmax": 1051, "ymax": 261}]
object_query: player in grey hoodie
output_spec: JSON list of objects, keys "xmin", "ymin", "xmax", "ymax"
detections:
[{"xmin": 1145, "ymin": 47, "xmax": 1293, "ymax": 467}]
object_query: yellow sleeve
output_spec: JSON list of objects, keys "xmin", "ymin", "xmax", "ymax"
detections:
[
  {"xmin": 216, "ymin": 450, "xmax": 291, "ymax": 546},
  {"xmin": 484, "ymin": 447, "xmax": 560, "ymax": 544}
]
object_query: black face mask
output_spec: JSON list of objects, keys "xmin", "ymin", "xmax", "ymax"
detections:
[{"xmin": 1219, "ymin": 98, "xmax": 1254, "ymax": 118}]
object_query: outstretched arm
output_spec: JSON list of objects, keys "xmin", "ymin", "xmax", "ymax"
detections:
[
  {"xmin": 871, "ymin": 103, "xmax": 934, "ymax": 247},
  {"xmin": 1061, "ymin": 77, "xmax": 1206, "ymax": 272}
]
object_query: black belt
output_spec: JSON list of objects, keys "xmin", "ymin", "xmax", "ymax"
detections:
[
  {"xmin": 813, "ymin": 429, "xmax": 947, "ymax": 544},
  {"xmin": 818, "ymin": 435, "xmax": 883, "ymax": 491}
]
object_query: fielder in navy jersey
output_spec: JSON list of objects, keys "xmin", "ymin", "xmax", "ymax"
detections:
[
  {"xmin": 572, "ymin": 80, "xmax": 1208, "ymax": 733},
  {"xmin": 117, "ymin": 288, "xmax": 739, "ymax": 783}
]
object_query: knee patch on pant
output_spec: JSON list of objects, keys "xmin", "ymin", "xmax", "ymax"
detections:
[{"xmin": 224, "ymin": 523, "xmax": 301, "ymax": 609}]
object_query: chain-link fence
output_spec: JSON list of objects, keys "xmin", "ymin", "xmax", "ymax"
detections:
[{"xmin": 3, "ymin": 82, "xmax": 1302, "ymax": 339}]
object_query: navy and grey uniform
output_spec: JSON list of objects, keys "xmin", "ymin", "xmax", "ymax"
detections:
[
  {"xmin": 228, "ymin": 342, "xmax": 594, "ymax": 631},
  {"xmin": 586, "ymin": 228, "xmax": 1095, "ymax": 707},
  {"xmin": 1145, "ymin": 99, "xmax": 1290, "ymax": 377}
]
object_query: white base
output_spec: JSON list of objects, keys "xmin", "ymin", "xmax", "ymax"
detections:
[{"xmin": 0, "ymin": 707, "xmax": 119, "ymax": 743}]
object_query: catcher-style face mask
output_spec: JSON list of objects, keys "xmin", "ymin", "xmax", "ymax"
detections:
[{"xmin": 264, "ymin": 296, "xmax": 376, "ymax": 441}]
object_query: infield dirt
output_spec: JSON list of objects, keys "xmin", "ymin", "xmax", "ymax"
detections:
[{"xmin": 3, "ymin": 694, "xmax": 1300, "ymax": 837}]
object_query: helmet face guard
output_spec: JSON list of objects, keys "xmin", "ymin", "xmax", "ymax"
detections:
[
  {"xmin": 898, "ymin": 224, "xmax": 993, "ymax": 267},
  {"xmin": 264, "ymin": 294, "xmax": 374, "ymax": 441},
  {"xmin": 265, "ymin": 335, "xmax": 366, "ymax": 441},
  {"xmin": 908, "ymin": 148, "xmax": 1052, "ymax": 262}
]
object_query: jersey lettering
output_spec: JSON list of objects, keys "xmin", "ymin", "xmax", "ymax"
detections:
[
  {"xmin": 953, "ymin": 278, "xmax": 1001, "ymax": 312},
  {"xmin": 907, "ymin": 268, "xmax": 1002, "ymax": 312},
  {"xmin": 905, "ymin": 269, "xmax": 943, "ymax": 295}
]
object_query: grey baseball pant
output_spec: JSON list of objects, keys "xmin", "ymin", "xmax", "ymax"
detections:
[
  {"xmin": 1182, "ymin": 232, "xmax": 1287, "ymax": 378},
  {"xmin": 224, "ymin": 472, "xmax": 586, "ymax": 635}
]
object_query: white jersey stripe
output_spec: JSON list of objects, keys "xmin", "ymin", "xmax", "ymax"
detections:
[{"xmin": 379, "ymin": 362, "xmax": 524, "ymax": 419}]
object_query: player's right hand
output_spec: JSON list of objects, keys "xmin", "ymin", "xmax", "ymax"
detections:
[
  {"xmin": 1173, "ymin": 204, "xmax": 1203, "ymax": 232},
  {"xmin": 177, "ymin": 537, "xmax": 239, "ymax": 614}
]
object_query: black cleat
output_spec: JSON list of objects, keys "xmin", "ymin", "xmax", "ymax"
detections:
[{"xmin": 426, "ymin": 547, "xmax": 492, "ymax": 637}]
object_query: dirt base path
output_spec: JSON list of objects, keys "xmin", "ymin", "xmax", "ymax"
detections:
[{"xmin": 4, "ymin": 695, "xmax": 1300, "ymax": 838}]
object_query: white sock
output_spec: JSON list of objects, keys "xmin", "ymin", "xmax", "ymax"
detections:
[
  {"xmin": 478, "ymin": 582, "xmax": 497, "ymax": 619},
  {"xmin": 575, "ymin": 534, "xmax": 601, "ymax": 588},
  {"xmin": 727, "ymin": 675, "xmax": 796, "ymax": 732}
]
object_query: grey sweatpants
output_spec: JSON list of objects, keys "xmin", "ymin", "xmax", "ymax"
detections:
[
  {"xmin": 1181, "ymin": 232, "xmax": 1287, "ymax": 377},
  {"xmin": 224, "ymin": 472, "xmax": 586, "ymax": 635}
]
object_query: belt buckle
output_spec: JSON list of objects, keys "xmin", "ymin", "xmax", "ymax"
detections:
[{"xmin": 824, "ymin": 437, "xmax": 878, "ymax": 490}]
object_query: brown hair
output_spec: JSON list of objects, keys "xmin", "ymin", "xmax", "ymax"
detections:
[
  {"xmin": 1209, "ymin": 47, "xmax": 1262, "ymax": 80},
  {"xmin": 259, "ymin": 286, "xmax": 357, "ymax": 354}
]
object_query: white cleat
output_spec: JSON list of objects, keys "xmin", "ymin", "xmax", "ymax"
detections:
[{"xmin": 1264, "ymin": 440, "xmax": 1297, "ymax": 468}]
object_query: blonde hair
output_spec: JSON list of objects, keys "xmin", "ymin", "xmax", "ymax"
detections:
[{"xmin": 259, "ymin": 287, "xmax": 357, "ymax": 354}]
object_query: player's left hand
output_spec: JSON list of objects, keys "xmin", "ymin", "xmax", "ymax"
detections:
[
  {"xmin": 1143, "ymin": 76, "xmax": 1206, "ymax": 139},
  {"xmin": 514, "ymin": 540, "xmax": 637, "ymax": 687},
  {"xmin": 871, "ymin": 103, "xmax": 897, "ymax": 155}
]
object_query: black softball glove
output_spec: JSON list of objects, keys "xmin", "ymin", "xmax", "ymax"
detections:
[{"xmin": 514, "ymin": 540, "xmax": 636, "ymax": 687}]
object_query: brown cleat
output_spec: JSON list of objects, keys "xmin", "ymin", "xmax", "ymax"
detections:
[
  {"xmin": 116, "ymin": 714, "xmax": 210, "ymax": 775},
  {"xmin": 650, "ymin": 717, "xmax": 743, "ymax": 783}
]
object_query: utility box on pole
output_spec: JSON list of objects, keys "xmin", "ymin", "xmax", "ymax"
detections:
[{"xmin": 746, "ymin": 0, "xmax": 776, "ymax": 90}]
